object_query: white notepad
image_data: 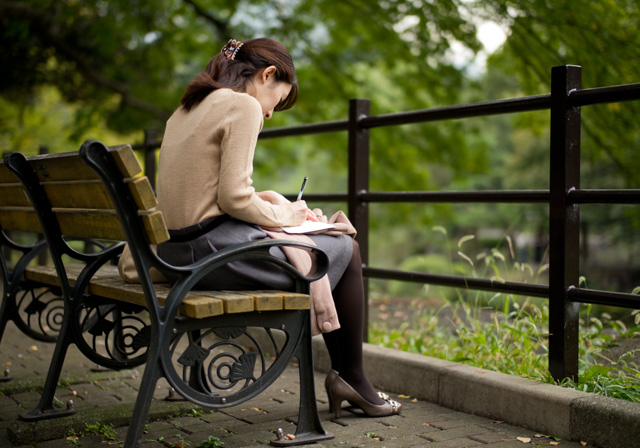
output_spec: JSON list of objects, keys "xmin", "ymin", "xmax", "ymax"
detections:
[{"xmin": 282, "ymin": 221, "xmax": 336, "ymax": 234}]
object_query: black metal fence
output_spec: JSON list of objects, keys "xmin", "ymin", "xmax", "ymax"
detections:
[{"xmin": 136, "ymin": 65, "xmax": 640, "ymax": 382}]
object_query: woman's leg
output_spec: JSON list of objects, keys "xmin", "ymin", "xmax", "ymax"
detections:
[{"xmin": 322, "ymin": 239, "xmax": 385, "ymax": 405}]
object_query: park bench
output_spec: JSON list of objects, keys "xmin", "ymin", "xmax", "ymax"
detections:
[{"xmin": 4, "ymin": 140, "xmax": 334, "ymax": 447}]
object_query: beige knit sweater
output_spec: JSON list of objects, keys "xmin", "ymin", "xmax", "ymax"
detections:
[{"xmin": 156, "ymin": 89, "xmax": 298, "ymax": 229}]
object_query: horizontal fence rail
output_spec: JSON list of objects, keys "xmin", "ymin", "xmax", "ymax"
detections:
[
  {"xmin": 360, "ymin": 94, "xmax": 552, "ymax": 128},
  {"xmin": 363, "ymin": 267, "xmax": 551, "ymax": 299},
  {"xmin": 360, "ymin": 190, "xmax": 551, "ymax": 203},
  {"xmin": 134, "ymin": 65, "xmax": 639, "ymax": 382}
]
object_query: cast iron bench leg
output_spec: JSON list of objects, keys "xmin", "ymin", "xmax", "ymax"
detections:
[
  {"xmin": 271, "ymin": 311, "xmax": 334, "ymax": 447},
  {"xmin": 0, "ymin": 293, "xmax": 12, "ymax": 382},
  {"xmin": 124, "ymin": 346, "xmax": 162, "ymax": 448},
  {"xmin": 18, "ymin": 315, "xmax": 76, "ymax": 421}
]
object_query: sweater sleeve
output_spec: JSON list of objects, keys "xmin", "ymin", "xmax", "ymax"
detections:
[{"xmin": 216, "ymin": 94, "xmax": 298, "ymax": 227}]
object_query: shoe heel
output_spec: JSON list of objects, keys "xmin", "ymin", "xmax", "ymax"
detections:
[
  {"xmin": 327, "ymin": 381, "xmax": 346, "ymax": 418},
  {"xmin": 331, "ymin": 397, "xmax": 342, "ymax": 418},
  {"xmin": 325, "ymin": 385, "xmax": 334, "ymax": 411},
  {"xmin": 325, "ymin": 370, "xmax": 339, "ymax": 414}
]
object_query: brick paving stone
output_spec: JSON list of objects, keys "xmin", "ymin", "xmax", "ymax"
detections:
[
  {"xmin": 484, "ymin": 441, "xmax": 546, "ymax": 448},
  {"xmin": 469, "ymin": 431, "xmax": 519, "ymax": 444},
  {"xmin": 430, "ymin": 415, "xmax": 496, "ymax": 429},
  {"xmin": 425, "ymin": 437, "xmax": 486, "ymax": 447},
  {"xmin": 421, "ymin": 424, "xmax": 494, "ymax": 442},
  {"xmin": 187, "ymin": 426, "xmax": 235, "ymax": 444},
  {"xmin": 140, "ymin": 419, "xmax": 180, "ymax": 444},
  {"xmin": 198, "ymin": 409, "xmax": 243, "ymax": 425},
  {"xmin": 436, "ymin": 410, "xmax": 482, "ymax": 420},
  {"xmin": 203, "ymin": 422, "xmax": 276, "ymax": 446},
  {"xmin": 36, "ymin": 439, "xmax": 76, "ymax": 448}
]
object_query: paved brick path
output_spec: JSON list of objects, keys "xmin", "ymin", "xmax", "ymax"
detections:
[{"xmin": 0, "ymin": 322, "xmax": 589, "ymax": 447}]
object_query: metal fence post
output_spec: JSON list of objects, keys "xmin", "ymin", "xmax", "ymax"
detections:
[
  {"xmin": 548, "ymin": 65, "xmax": 582, "ymax": 381},
  {"xmin": 348, "ymin": 98, "xmax": 371, "ymax": 340}
]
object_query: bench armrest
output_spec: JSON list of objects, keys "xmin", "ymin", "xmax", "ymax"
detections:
[{"xmin": 157, "ymin": 238, "xmax": 329, "ymax": 288}]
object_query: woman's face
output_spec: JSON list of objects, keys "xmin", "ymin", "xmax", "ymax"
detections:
[{"xmin": 250, "ymin": 66, "xmax": 292, "ymax": 120}]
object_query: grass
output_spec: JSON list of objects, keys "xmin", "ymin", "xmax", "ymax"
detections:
[
  {"xmin": 369, "ymin": 228, "xmax": 640, "ymax": 402},
  {"xmin": 370, "ymin": 295, "xmax": 640, "ymax": 401}
]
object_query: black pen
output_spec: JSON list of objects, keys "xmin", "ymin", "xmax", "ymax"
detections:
[{"xmin": 296, "ymin": 177, "xmax": 308, "ymax": 201}]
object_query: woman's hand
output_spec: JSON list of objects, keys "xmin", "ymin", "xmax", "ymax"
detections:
[
  {"xmin": 291, "ymin": 200, "xmax": 310, "ymax": 225},
  {"xmin": 259, "ymin": 190, "xmax": 317, "ymax": 225},
  {"xmin": 311, "ymin": 208, "xmax": 328, "ymax": 223}
]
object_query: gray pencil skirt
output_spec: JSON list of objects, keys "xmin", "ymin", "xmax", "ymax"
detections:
[{"xmin": 157, "ymin": 215, "xmax": 353, "ymax": 291}]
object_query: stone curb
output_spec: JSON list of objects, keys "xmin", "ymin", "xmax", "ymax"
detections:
[{"xmin": 312, "ymin": 336, "xmax": 640, "ymax": 448}]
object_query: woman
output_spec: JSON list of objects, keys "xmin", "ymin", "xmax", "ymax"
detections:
[{"xmin": 156, "ymin": 37, "xmax": 401, "ymax": 418}]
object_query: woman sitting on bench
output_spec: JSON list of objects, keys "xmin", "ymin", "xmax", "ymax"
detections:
[{"xmin": 155, "ymin": 37, "xmax": 401, "ymax": 418}]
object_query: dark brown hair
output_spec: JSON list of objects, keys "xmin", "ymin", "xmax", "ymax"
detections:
[{"xmin": 180, "ymin": 38, "xmax": 298, "ymax": 112}]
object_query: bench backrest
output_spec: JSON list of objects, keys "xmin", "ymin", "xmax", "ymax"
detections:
[
  {"xmin": 4, "ymin": 146, "xmax": 169, "ymax": 245},
  {"xmin": 0, "ymin": 157, "xmax": 41, "ymax": 234}
]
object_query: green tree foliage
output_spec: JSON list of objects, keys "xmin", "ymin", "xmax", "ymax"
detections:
[
  {"xmin": 0, "ymin": 0, "xmax": 486, "ymax": 201},
  {"xmin": 478, "ymin": 0, "xmax": 640, "ymax": 188},
  {"xmin": 0, "ymin": 0, "xmax": 480, "ymax": 133}
]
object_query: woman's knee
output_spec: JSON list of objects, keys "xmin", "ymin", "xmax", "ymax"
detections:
[{"xmin": 347, "ymin": 239, "xmax": 363, "ymax": 273}]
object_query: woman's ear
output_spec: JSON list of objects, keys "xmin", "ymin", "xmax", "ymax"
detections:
[{"xmin": 261, "ymin": 65, "xmax": 277, "ymax": 83}]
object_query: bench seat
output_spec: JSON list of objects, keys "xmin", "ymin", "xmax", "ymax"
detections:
[{"xmin": 24, "ymin": 265, "xmax": 310, "ymax": 319}]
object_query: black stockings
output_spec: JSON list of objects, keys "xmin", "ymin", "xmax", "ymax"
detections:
[{"xmin": 322, "ymin": 239, "xmax": 384, "ymax": 405}]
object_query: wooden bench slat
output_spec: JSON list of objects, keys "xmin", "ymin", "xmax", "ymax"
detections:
[
  {"xmin": 42, "ymin": 181, "xmax": 114, "ymax": 209},
  {"xmin": 24, "ymin": 145, "xmax": 142, "ymax": 183},
  {"xmin": 195, "ymin": 291, "xmax": 256, "ymax": 314},
  {"xmin": 0, "ymin": 185, "xmax": 31, "ymax": 207},
  {"xmin": 142, "ymin": 211, "xmax": 170, "ymax": 244},
  {"xmin": 109, "ymin": 145, "xmax": 143, "ymax": 179},
  {"xmin": 0, "ymin": 163, "xmax": 17, "ymax": 184},
  {"xmin": 235, "ymin": 290, "xmax": 284, "ymax": 311},
  {"xmin": 55, "ymin": 210, "xmax": 126, "ymax": 241},
  {"xmin": 40, "ymin": 176, "xmax": 156, "ymax": 211},
  {"xmin": 0, "ymin": 207, "xmax": 42, "ymax": 232},
  {"xmin": 127, "ymin": 177, "xmax": 158, "ymax": 210},
  {"xmin": 27, "ymin": 153, "xmax": 101, "ymax": 182},
  {"xmin": 251, "ymin": 290, "xmax": 311, "ymax": 310},
  {"xmin": 176, "ymin": 294, "xmax": 225, "ymax": 319},
  {"xmin": 34, "ymin": 209, "xmax": 168, "ymax": 244}
]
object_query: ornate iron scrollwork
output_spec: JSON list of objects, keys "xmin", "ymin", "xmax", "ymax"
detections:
[
  {"xmin": 229, "ymin": 352, "xmax": 257, "ymax": 382},
  {"xmin": 16, "ymin": 286, "xmax": 64, "ymax": 342},
  {"xmin": 75, "ymin": 299, "xmax": 149, "ymax": 366},
  {"xmin": 169, "ymin": 325, "xmax": 282, "ymax": 398}
]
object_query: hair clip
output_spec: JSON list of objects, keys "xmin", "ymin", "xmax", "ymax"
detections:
[{"xmin": 221, "ymin": 39, "xmax": 243, "ymax": 60}]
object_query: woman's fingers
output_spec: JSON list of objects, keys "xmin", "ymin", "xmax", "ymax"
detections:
[{"xmin": 306, "ymin": 209, "xmax": 319, "ymax": 222}]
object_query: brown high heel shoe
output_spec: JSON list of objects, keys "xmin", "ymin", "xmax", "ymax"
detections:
[
  {"xmin": 327, "ymin": 375, "xmax": 402, "ymax": 418},
  {"xmin": 324, "ymin": 369, "xmax": 339, "ymax": 410}
]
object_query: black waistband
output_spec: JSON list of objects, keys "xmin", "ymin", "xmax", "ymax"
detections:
[{"xmin": 167, "ymin": 214, "xmax": 231, "ymax": 243}]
